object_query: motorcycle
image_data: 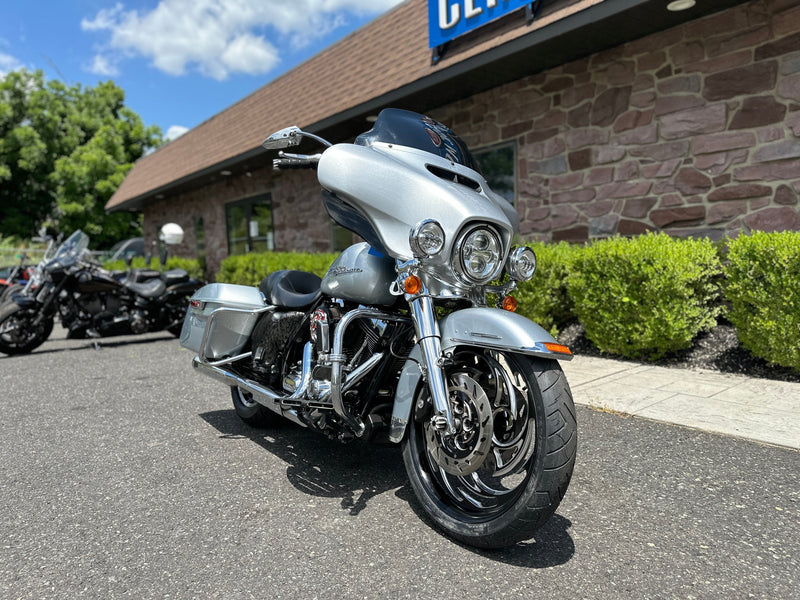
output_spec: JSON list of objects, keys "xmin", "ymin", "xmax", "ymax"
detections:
[
  {"xmin": 0, "ymin": 251, "xmax": 34, "ymax": 303},
  {"xmin": 0, "ymin": 228, "xmax": 203, "ymax": 355},
  {"xmin": 180, "ymin": 109, "xmax": 577, "ymax": 548}
]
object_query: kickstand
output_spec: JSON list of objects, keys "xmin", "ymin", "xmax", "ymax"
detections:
[{"xmin": 92, "ymin": 341, "xmax": 102, "ymax": 351}]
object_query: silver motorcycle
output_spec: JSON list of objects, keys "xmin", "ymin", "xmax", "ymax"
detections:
[{"xmin": 181, "ymin": 108, "xmax": 576, "ymax": 549}]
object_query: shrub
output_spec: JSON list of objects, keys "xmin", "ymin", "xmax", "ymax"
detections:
[
  {"xmin": 103, "ymin": 256, "xmax": 205, "ymax": 280},
  {"xmin": 566, "ymin": 233, "xmax": 723, "ymax": 360},
  {"xmin": 216, "ymin": 251, "xmax": 338, "ymax": 286},
  {"xmin": 514, "ymin": 241, "xmax": 578, "ymax": 336},
  {"xmin": 725, "ymin": 231, "xmax": 800, "ymax": 371}
]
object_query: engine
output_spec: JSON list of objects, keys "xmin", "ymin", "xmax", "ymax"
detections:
[{"xmin": 246, "ymin": 302, "xmax": 414, "ymax": 441}]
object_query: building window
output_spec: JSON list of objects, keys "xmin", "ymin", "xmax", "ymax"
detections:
[
  {"xmin": 474, "ymin": 143, "xmax": 516, "ymax": 205},
  {"xmin": 194, "ymin": 216, "xmax": 205, "ymax": 260},
  {"xmin": 225, "ymin": 194, "xmax": 274, "ymax": 255}
]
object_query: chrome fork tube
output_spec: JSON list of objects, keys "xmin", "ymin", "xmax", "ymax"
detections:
[{"xmin": 409, "ymin": 295, "xmax": 455, "ymax": 435}]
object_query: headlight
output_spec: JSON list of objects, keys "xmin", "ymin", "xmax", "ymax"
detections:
[
  {"xmin": 507, "ymin": 246, "xmax": 537, "ymax": 281},
  {"xmin": 455, "ymin": 226, "xmax": 503, "ymax": 284},
  {"xmin": 409, "ymin": 219, "xmax": 445, "ymax": 257}
]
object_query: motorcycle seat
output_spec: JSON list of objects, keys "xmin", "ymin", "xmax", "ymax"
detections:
[
  {"xmin": 125, "ymin": 268, "xmax": 162, "ymax": 283},
  {"xmin": 259, "ymin": 270, "xmax": 322, "ymax": 309},
  {"xmin": 163, "ymin": 269, "xmax": 189, "ymax": 285},
  {"xmin": 124, "ymin": 278, "xmax": 167, "ymax": 298}
]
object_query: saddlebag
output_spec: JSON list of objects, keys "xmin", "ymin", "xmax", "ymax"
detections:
[{"xmin": 180, "ymin": 283, "xmax": 267, "ymax": 360}]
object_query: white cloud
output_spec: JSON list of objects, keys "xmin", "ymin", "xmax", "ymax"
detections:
[
  {"xmin": 0, "ymin": 52, "xmax": 24, "ymax": 76},
  {"xmin": 82, "ymin": 0, "xmax": 404, "ymax": 80},
  {"xmin": 165, "ymin": 124, "xmax": 189, "ymax": 140},
  {"xmin": 87, "ymin": 54, "xmax": 120, "ymax": 76}
]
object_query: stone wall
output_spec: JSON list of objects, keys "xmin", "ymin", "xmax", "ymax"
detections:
[
  {"xmin": 144, "ymin": 0, "xmax": 800, "ymax": 278},
  {"xmin": 430, "ymin": 0, "xmax": 800, "ymax": 242},
  {"xmin": 143, "ymin": 165, "xmax": 331, "ymax": 278}
]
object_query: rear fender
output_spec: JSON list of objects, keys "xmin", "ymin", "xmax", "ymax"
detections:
[{"xmin": 389, "ymin": 308, "xmax": 571, "ymax": 443}]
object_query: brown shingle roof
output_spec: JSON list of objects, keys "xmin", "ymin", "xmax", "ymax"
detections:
[
  {"xmin": 108, "ymin": 0, "xmax": 739, "ymax": 210},
  {"xmin": 107, "ymin": 0, "xmax": 610, "ymax": 210}
]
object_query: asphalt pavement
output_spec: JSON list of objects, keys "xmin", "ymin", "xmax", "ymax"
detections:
[{"xmin": 0, "ymin": 327, "xmax": 797, "ymax": 599}]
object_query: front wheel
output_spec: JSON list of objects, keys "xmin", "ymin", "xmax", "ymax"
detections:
[
  {"xmin": 401, "ymin": 350, "xmax": 577, "ymax": 549},
  {"xmin": 0, "ymin": 302, "xmax": 55, "ymax": 355},
  {"xmin": 0, "ymin": 283, "xmax": 24, "ymax": 304}
]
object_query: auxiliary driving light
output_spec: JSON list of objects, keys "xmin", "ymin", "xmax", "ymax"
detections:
[
  {"xmin": 409, "ymin": 219, "xmax": 445, "ymax": 258},
  {"xmin": 507, "ymin": 247, "xmax": 537, "ymax": 281}
]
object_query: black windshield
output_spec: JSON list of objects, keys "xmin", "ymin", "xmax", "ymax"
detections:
[{"xmin": 355, "ymin": 108, "xmax": 481, "ymax": 173}]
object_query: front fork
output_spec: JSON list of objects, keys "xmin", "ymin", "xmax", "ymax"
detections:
[{"xmin": 408, "ymin": 294, "xmax": 456, "ymax": 436}]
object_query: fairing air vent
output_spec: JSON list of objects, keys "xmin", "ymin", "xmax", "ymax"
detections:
[{"xmin": 426, "ymin": 165, "xmax": 481, "ymax": 192}]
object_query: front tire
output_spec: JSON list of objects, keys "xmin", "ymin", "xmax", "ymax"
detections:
[
  {"xmin": 230, "ymin": 386, "xmax": 282, "ymax": 428},
  {"xmin": 0, "ymin": 302, "xmax": 54, "ymax": 355},
  {"xmin": 402, "ymin": 350, "xmax": 576, "ymax": 549},
  {"xmin": 0, "ymin": 283, "xmax": 24, "ymax": 304}
]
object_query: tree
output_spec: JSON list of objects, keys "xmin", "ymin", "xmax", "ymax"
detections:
[{"xmin": 0, "ymin": 70, "xmax": 161, "ymax": 247}]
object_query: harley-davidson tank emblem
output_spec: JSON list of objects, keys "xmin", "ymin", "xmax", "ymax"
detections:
[{"xmin": 328, "ymin": 266, "xmax": 363, "ymax": 277}]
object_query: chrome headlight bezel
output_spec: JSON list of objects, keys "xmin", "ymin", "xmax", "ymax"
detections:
[
  {"xmin": 409, "ymin": 219, "xmax": 446, "ymax": 258},
  {"xmin": 507, "ymin": 246, "xmax": 537, "ymax": 281},
  {"xmin": 453, "ymin": 225, "xmax": 504, "ymax": 285}
]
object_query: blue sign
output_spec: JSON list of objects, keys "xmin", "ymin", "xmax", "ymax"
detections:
[{"xmin": 428, "ymin": 0, "xmax": 532, "ymax": 48}]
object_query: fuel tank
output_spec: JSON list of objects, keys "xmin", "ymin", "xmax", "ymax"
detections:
[
  {"xmin": 321, "ymin": 243, "xmax": 396, "ymax": 306},
  {"xmin": 76, "ymin": 269, "xmax": 121, "ymax": 294}
]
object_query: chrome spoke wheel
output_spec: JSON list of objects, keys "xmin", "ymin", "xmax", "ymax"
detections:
[
  {"xmin": 402, "ymin": 348, "xmax": 577, "ymax": 548},
  {"xmin": 417, "ymin": 349, "xmax": 538, "ymax": 518}
]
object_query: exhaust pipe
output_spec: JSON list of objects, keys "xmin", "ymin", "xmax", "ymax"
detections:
[{"xmin": 192, "ymin": 357, "xmax": 307, "ymax": 428}]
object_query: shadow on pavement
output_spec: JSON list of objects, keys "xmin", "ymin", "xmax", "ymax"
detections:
[
  {"xmin": 0, "ymin": 333, "xmax": 175, "ymax": 358},
  {"xmin": 200, "ymin": 408, "xmax": 575, "ymax": 568},
  {"xmin": 200, "ymin": 409, "xmax": 406, "ymax": 517}
]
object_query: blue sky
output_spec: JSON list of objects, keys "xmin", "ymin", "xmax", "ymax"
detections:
[{"xmin": 1, "ymin": 0, "xmax": 404, "ymax": 141}]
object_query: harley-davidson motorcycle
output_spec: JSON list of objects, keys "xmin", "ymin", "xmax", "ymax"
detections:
[
  {"xmin": 0, "ymin": 229, "xmax": 202, "ymax": 355},
  {"xmin": 181, "ymin": 109, "xmax": 577, "ymax": 548}
]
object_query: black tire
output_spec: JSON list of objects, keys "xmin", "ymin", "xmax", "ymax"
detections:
[
  {"xmin": 165, "ymin": 296, "xmax": 191, "ymax": 337},
  {"xmin": 401, "ymin": 350, "xmax": 577, "ymax": 549},
  {"xmin": 0, "ymin": 302, "xmax": 55, "ymax": 355},
  {"xmin": 0, "ymin": 283, "xmax": 24, "ymax": 304},
  {"xmin": 230, "ymin": 386, "xmax": 282, "ymax": 428}
]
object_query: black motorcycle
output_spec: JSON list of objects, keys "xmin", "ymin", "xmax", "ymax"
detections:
[{"xmin": 0, "ymin": 230, "xmax": 202, "ymax": 355}]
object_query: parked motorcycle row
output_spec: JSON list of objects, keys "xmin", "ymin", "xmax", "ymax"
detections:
[
  {"xmin": 0, "ymin": 226, "xmax": 202, "ymax": 355},
  {"xmin": 2, "ymin": 109, "xmax": 577, "ymax": 549}
]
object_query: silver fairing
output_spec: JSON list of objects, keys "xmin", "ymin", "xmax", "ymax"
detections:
[{"xmin": 317, "ymin": 142, "xmax": 519, "ymax": 263}]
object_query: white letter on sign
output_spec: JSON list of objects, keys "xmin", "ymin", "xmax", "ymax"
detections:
[
  {"xmin": 439, "ymin": 0, "xmax": 460, "ymax": 29},
  {"xmin": 465, "ymin": 0, "xmax": 483, "ymax": 19}
]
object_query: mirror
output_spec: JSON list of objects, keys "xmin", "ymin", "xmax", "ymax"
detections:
[{"xmin": 262, "ymin": 126, "xmax": 303, "ymax": 150}]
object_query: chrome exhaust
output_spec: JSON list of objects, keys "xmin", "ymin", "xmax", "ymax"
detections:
[{"xmin": 192, "ymin": 356, "xmax": 307, "ymax": 428}]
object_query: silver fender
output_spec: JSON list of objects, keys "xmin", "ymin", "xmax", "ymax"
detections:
[{"xmin": 388, "ymin": 308, "xmax": 571, "ymax": 443}]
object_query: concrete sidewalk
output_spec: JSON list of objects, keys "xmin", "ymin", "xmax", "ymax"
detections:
[{"xmin": 561, "ymin": 355, "xmax": 800, "ymax": 450}]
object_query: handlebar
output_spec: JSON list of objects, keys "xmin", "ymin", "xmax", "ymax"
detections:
[{"xmin": 272, "ymin": 151, "xmax": 322, "ymax": 171}]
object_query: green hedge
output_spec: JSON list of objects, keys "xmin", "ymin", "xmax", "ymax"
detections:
[
  {"xmin": 566, "ymin": 233, "xmax": 723, "ymax": 360},
  {"xmin": 210, "ymin": 234, "xmax": 800, "ymax": 372},
  {"xmin": 104, "ymin": 256, "xmax": 205, "ymax": 280},
  {"xmin": 515, "ymin": 241, "xmax": 578, "ymax": 336},
  {"xmin": 216, "ymin": 251, "xmax": 337, "ymax": 286},
  {"xmin": 725, "ymin": 231, "xmax": 800, "ymax": 370}
]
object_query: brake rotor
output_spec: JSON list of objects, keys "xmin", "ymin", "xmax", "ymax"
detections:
[{"xmin": 424, "ymin": 373, "xmax": 493, "ymax": 476}]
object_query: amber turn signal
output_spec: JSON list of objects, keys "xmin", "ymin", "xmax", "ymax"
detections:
[
  {"xmin": 501, "ymin": 296, "xmax": 517, "ymax": 312},
  {"xmin": 404, "ymin": 275, "xmax": 422, "ymax": 295},
  {"xmin": 543, "ymin": 342, "xmax": 572, "ymax": 355}
]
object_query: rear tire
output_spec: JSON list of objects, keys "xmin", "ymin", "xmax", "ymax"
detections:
[
  {"xmin": 0, "ymin": 302, "xmax": 54, "ymax": 355},
  {"xmin": 230, "ymin": 386, "xmax": 282, "ymax": 428},
  {"xmin": 401, "ymin": 350, "xmax": 576, "ymax": 549}
]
